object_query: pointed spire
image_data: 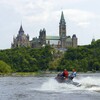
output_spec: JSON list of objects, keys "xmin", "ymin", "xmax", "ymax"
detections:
[
  {"xmin": 60, "ymin": 11, "xmax": 66, "ymax": 25},
  {"xmin": 19, "ymin": 24, "xmax": 24, "ymax": 34},
  {"xmin": 19, "ymin": 25, "xmax": 24, "ymax": 32},
  {"xmin": 61, "ymin": 11, "xmax": 64, "ymax": 20}
]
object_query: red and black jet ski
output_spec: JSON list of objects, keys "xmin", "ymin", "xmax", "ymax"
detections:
[{"xmin": 55, "ymin": 73, "xmax": 81, "ymax": 86}]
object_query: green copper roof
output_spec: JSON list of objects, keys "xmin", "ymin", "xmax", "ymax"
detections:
[
  {"xmin": 66, "ymin": 37, "xmax": 72, "ymax": 42},
  {"xmin": 46, "ymin": 36, "xmax": 60, "ymax": 40}
]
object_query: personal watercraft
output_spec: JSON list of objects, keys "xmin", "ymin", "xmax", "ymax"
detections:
[{"xmin": 55, "ymin": 73, "xmax": 81, "ymax": 87}]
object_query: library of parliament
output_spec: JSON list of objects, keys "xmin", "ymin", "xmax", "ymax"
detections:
[{"xmin": 11, "ymin": 11, "xmax": 78, "ymax": 50}]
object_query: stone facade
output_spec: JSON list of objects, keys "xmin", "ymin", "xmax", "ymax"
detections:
[
  {"xmin": 11, "ymin": 11, "xmax": 78, "ymax": 49},
  {"xmin": 11, "ymin": 25, "xmax": 30, "ymax": 48},
  {"xmin": 59, "ymin": 11, "xmax": 77, "ymax": 48}
]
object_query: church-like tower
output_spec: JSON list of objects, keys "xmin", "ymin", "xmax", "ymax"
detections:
[
  {"xmin": 39, "ymin": 28, "xmax": 46, "ymax": 46},
  {"xmin": 18, "ymin": 25, "xmax": 24, "ymax": 35},
  {"xmin": 11, "ymin": 25, "xmax": 30, "ymax": 48},
  {"xmin": 11, "ymin": 11, "xmax": 78, "ymax": 49},
  {"xmin": 59, "ymin": 11, "xmax": 66, "ymax": 37},
  {"xmin": 59, "ymin": 11, "xmax": 67, "ymax": 48}
]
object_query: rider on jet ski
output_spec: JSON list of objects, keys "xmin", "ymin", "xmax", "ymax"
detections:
[
  {"xmin": 69, "ymin": 69, "xmax": 77, "ymax": 80},
  {"xmin": 62, "ymin": 69, "xmax": 69, "ymax": 79},
  {"xmin": 57, "ymin": 69, "xmax": 76, "ymax": 80}
]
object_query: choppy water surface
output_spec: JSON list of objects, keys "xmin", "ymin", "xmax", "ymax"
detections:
[{"xmin": 0, "ymin": 73, "xmax": 100, "ymax": 100}]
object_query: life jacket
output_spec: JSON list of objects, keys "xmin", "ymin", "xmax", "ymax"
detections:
[
  {"xmin": 70, "ymin": 71, "xmax": 76, "ymax": 78},
  {"xmin": 73, "ymin": 72, "xmax": 76, "ymax": 77},
  {"xmin": 63, "ymin": 70, "xmax": 69, "ymax": 78}
]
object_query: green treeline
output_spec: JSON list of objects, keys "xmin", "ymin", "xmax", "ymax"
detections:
[
  {"xmin": 0, "ymin": 46, "xmax": 52, "ymax": 73},
  {"xmin": 58, "ymin": 39, "xmax": 100, "ymax": 72},
  {"xmin": 0, "ymin": 39, "xmax": 100, "ymax": 73}
]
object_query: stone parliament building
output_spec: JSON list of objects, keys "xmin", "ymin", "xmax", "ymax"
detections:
[{"xmin": 11, "ymin": 11, "xmax": 78, "ymax": 50}]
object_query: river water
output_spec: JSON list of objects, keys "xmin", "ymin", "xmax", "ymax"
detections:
[{"xmin": 0, "ymin": 73, "xmax": 100, "ymax": 100}]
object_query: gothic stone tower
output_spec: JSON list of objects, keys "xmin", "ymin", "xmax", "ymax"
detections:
[
  {"xmin": 72, "ymin": 34, "xmax": 77, "ymax": 48},
  {"xmin": 59, "ymin": 11, "xmax": 66, "ymax": 48},
  {"xmin": 11, "ymin": 25, "xmax": 30, "ymax": 48},
  {"xmin": 39, "ymin": 28, "xmax": 46, "ymax": 46}
]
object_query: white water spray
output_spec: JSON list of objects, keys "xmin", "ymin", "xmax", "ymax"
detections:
[
  {"xmin": 76, "ymin": 76, "xmax": 100, "ymax": 92},
  {"xmin": 40, "ymin": 78, "xmax": 79, "ymax": 93},
  {"xmin": 39, "ymin": 76, "xmax": 100, "ymax": 93}
]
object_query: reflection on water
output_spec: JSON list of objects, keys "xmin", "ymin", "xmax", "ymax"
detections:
[{"xmin": 0, "ymin": 73, "xmax": 100, "ymax": 100}]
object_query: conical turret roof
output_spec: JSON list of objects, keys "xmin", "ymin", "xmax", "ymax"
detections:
[
  {"xmin": 19, "ymin": 25, "xmax": 24, "ymax": 34},
  {"xmin": 61, "ymin": 11, "xmax": 64, "ymax": 20},
  {"xmin": 60, "ymin": 11, "xmax": 66, "ymax": 24}
]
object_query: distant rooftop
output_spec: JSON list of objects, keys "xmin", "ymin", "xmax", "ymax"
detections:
[
  {"xmin": 46, "ymin": 36, "xmax": 60, "ymax": 40},
  {"xmin": 66, "ymin": 37, "xmax": 72, "ymax": 42}
]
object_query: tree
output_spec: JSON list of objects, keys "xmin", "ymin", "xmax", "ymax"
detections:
[
  {"xmin": 92, "ymin": 62, "xmax": 100, "ymax": 71},
  {"xmin": 0, "ymin": 60, "xmax": 12, "ymax": 73}
]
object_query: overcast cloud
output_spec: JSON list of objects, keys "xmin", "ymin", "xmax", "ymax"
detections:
[{"xmin": 0, "ymin": 0, "xmax": 100, "ymax": 49}]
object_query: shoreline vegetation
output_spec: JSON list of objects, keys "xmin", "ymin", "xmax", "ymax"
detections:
[
  {"xmin": 0, "ymin": 40, "xmax": 100, "ymax": 75},
  {"xmin": 0, "ymin": 71, "xmax": 58, "ymax": 77},
  {"xmin": 0, "ymin": 71, "xmax": 99, "ymax": 77}
]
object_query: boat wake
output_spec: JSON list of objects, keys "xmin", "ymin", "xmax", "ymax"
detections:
[
  {"xmin": 38, "ymin": 76, "xmax": 100, "ymax": 93},
  {"xmin": 76, "ymin": 76, "xmax": 100, "ymax": 92}
]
